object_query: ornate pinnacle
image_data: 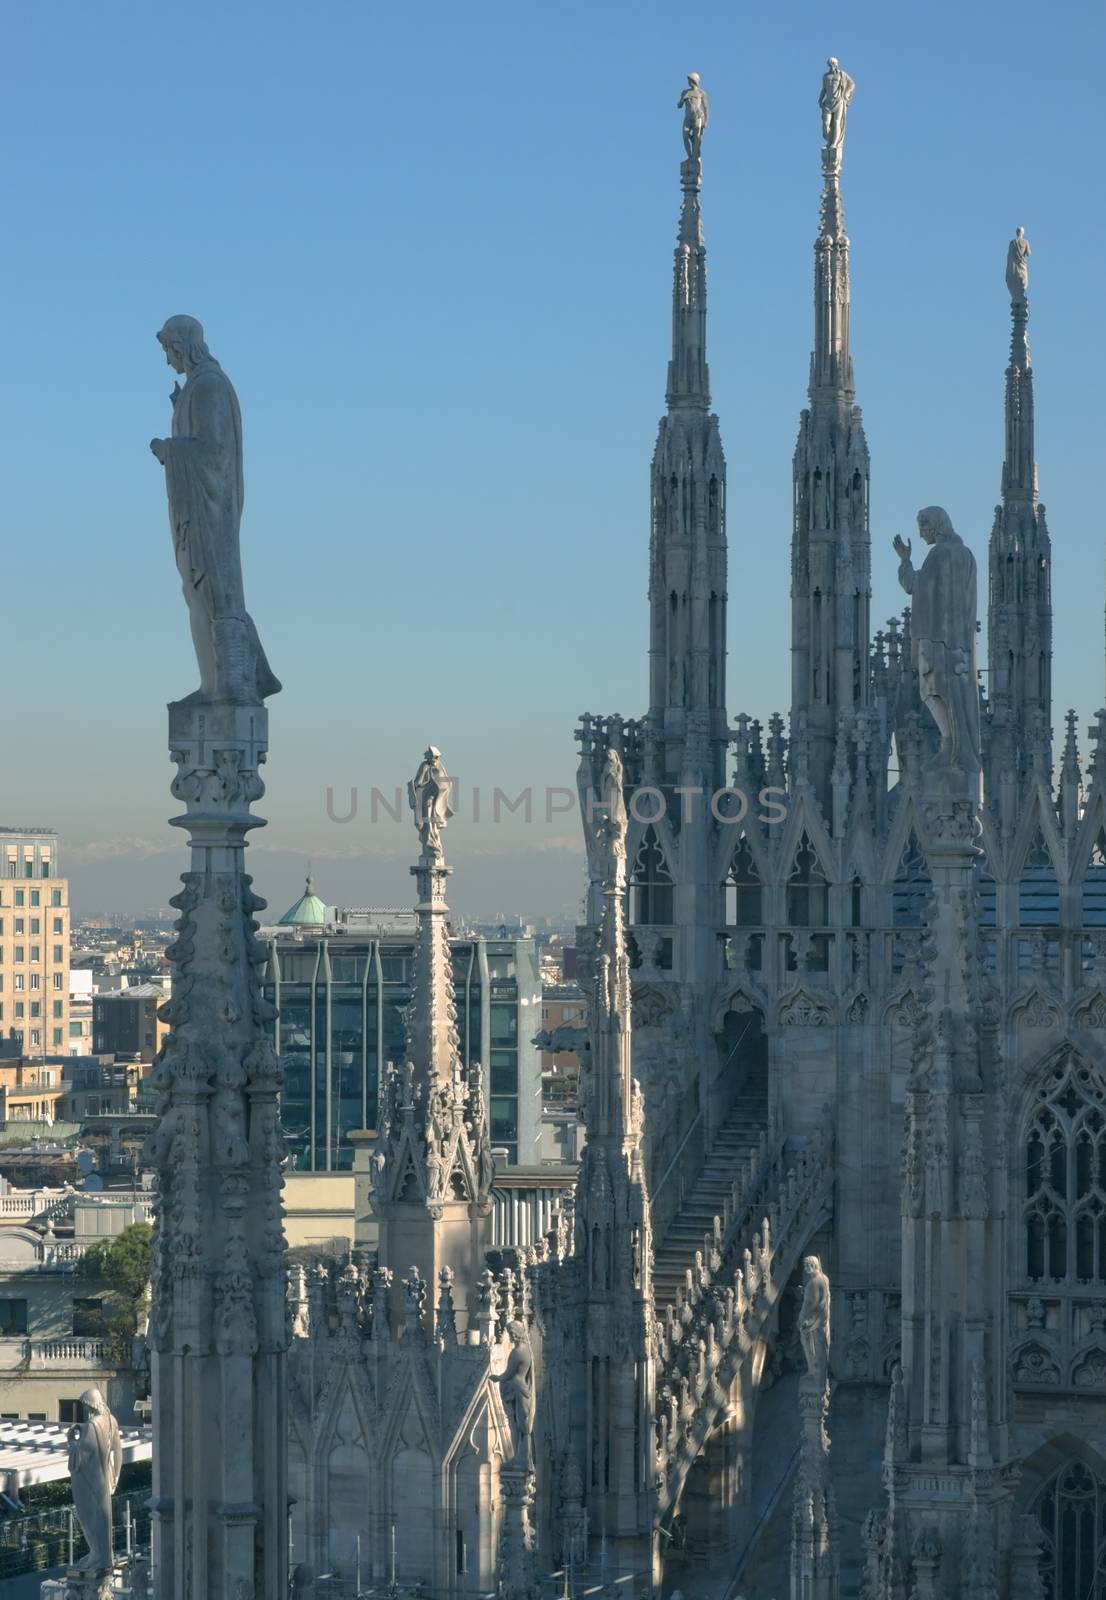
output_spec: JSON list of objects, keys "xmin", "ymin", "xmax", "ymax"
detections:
[{"xmin": 667, "ymin": 76, "xmax": 711, "ymax": 409}]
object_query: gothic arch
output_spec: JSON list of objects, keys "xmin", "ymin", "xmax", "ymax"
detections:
[
  {"xmin": 1017, "ymin": 1048, "xmax": 1106, "ymax": 1287},
  {"xmin": 711, "ymin": 987, "xmax": 768, "ymax": 1034},
  {"xmin": 722, "ymin": 834, "xmax": 765, "ymax": 928},
  {"xmin": 1018, "ymin": 1437, "xmax": 1106, "ymax": 1600},
  {"xmin": 629, "ymin": 825, "xmax": 675, "ymax": 927},
  {"xmin": 785, "ymin": 833, "xmax": 831, "ymax": 928},
  {"xmin": 776, "ymin": 988, "xmax": 834, "ymax": 1029}
]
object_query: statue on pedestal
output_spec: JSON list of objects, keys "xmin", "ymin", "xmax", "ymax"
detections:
[
  {"xmin": 797, "ymin": 1255, "xmax": 832, "ymax": 1388},
  {"xmin": 150, "ymin": 315, "xmax": 281, "ymax": 706},
  {"xmin": 678, "ymin": 73, "xmax": 709, "ymax": 159},
  {"xmin": 893, "ymin": 507, "xmax": 981, "ymax": 786},
  {"xmin": 408, "ymin": 746, "xmax": 454, "ymax": 859},
  {"xmin": 497, "ymin": 1319, "xmax": 536, "ymax": 1469},
  {"xmin": 67, "ymin": 1388, "xmax": 123, "ymax": 1571},
  {"xmin": 1006, "ymin": 226, "xmax": 1031, "ymax": 304},
  {"xmin": 819, "ymin": 57, "xmax": 855, "ymax": 152}
]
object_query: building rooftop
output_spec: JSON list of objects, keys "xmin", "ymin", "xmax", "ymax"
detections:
[{"xmin": 0, "ymin": 1420, "xmax": 151, "ymax": 1494}]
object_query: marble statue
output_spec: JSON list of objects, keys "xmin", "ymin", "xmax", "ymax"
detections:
[
  {"xmin": 1006, "ymin": 226, "xmax": 1031, "ymax": 303},
  {"xmin": 67, "ymin": 1388, "xmax": 123, "ymax": 1570},
  {"xmin": 497, "ymin": 1319, "xmax": 536, "ymax": 1468},
  {"xmin": 797, "ymin": 1256, "xmax": 831, "ymax": 1386},
  {"xmin": 678, "ymin": 73, "xmax": 709, "ymax": 159},
  {"xmin": 601, "ymin": 746, "xmax": 628, "ymax": 847},
  {"xmin": 818, "ymin": 57, "xmax": 855, "ymax": 151},
  {"xmin": 408, "ymin": 746, "xmax": 454, "ymax": 858},
  {"xmin": 893, "ymin": 507, "xmax": 981, "ymax": 782},
  {"xmin": 150, "ymin": 316, "xmax": 281, "ymax": 706}
]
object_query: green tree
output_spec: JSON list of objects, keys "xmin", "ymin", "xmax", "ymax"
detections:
[{"xmin": 75, "ymin": 1222, "xmax": 153, "ymax": 1362}]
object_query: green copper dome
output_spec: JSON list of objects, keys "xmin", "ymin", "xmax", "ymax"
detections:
[{"xmin": 279, "ymin": 874, "xmax": 328, "ymax": 927}]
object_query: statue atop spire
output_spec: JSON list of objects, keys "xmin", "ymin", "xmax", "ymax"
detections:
[
  {"xmin": 819, "ymin": 56, "xmax": 855, "ymax": 172},
  {"xmin": 408, "ymin": 745, "xmax": 454, "ymax": 861},
  {"xmin": 678, "ymin": 72, "xmax": 709, "ymax": 161},
  {"xmin": 1006, "ymin": 226, "xmax": 1031, "ymax": 304}
]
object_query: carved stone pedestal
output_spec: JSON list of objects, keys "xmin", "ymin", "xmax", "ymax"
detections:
[
  {"xmin": 147, "ymin": 697, "xmax": 288, "ymax": 1600},
  {"xmin": 790, "ymin": 1376, "xmax": 838, "ymax": 1600},
  {"xmin": 59, "ymin": 1567, "xmax": 115, "ymax": 1600},
  {"xmin": 498, "ymin": 1466, "xmax": 540, "ymax": 1600}
]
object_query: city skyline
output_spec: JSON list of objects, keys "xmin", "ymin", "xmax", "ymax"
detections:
[{"xmin": 5, "ymin": 0, "xmax": 1103, "ymax": 919}]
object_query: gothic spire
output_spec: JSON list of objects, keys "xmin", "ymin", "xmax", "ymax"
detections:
[
  {"xmin": 810, "ymin": 56, "xmax": 856, "ymax": 399},
  {"xmin": 648, "ymin": 76, "xmax": 728, "ymax": 788},
  {"xmin": 1002, "ymin": 227, "xmax": 1036, "ymax": 504},
  {"xmin": 667, "ymin": 73, "xmax": 711, "ymax": 409},
  {"xmin": 790, "ymin": 58, "xmax": 870, "ymax": 815},
  {"xmin": 372, "ymin": 747, "xmax": 493, "ymax": 1335},
  {"xmin": 985, "ymin": 230, "xmax": 1052, "ymax": 796},
  {"xmin": 405, "ymin": 744, "xmax": 460, "ymax": 1085}
]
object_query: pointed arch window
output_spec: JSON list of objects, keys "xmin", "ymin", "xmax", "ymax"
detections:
[
  {"xmin": 630, "ymin": 827, "xmax": 673, "ymax": 926},
  {"xmin": 786, "ymin": 835, "xmax": 828, "ymax": 928},
  {"xmin": 1032, "ymin": 1458, "xmax": 1106, "ymax": 1600},
  {"xmin": 1024, "ymin": 1054, "xmax": 1106, "ymax": 1285},
  {"xmin": 892, "ymin": 835, "xmax": 930, "ymax": 928},
  {"xmin": 1020, "ymin": 828, "xmax": 1060, "ymax": 927},
  {"xmin": 725, "ymin": 838, "xmax": 763, "ymax": 928},
  {"xmin": 850, "ymin": 874, "xmax": 863, "ymax": 928}
]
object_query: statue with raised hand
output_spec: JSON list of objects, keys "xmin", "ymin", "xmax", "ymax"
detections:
[
  {"xmin": 678, "ymin": 73, "xmax": 709, "ymax": 160},
  {"xmin": 894, "ymin": 507, "xmax": 981, "ymax": 786}
]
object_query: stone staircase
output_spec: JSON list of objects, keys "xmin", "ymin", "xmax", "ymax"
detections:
[
  {"xmin": 653, "ymin": 1061, "xmax": 770, "ymax": 1311},
  {"xmin": 651, "ymin": 1111, "xmax": 835, "ymax": 1523}
]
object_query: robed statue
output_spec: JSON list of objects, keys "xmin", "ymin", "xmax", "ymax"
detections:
[
  {"xmin": 797, "ymin": 1255, "xmax": 831, "ymax": 1389},
  {"xmin": 408, "ymin": 746, "xmax": 454, "ymax": 858},
  {"xmin": 150, "ymin": 315, "xmax": 281, "ymax": 705},
  {"xmin": 819, "ymin": 57, "xmax": 855, "ymax": 152},
  {"xmin": 678, "ymin": 73, "xmax": 709, "ymax": 160},
  {"xmin": 1006, "ymin": 226, "xmax": 1031, "ymax": 304},
  {"xmin": 67, "ymin": 1388, "xmax": 123, "ymax": 1570},
  {"xmin": 894, "ymin": 507, "xmax": 981, "ymax": 785}
]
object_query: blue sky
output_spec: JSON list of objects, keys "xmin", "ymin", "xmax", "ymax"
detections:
[{"xmin": 3, "ymin": 0, "xmax": 1103, "ymax": 921}]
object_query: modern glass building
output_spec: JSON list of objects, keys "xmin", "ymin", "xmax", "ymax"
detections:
[{"xmin": 260, "ymin": 897, "xmax": 542, "ymax": 1172}]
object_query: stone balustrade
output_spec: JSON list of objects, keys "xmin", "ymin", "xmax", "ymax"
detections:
[
  {"xmin": 4, "ymin": 1338, "xmax": 111, "ymax": 1366},
  {"xmin": 652, "ymin": 1116, "xmax": 834, "ymax": 1517}
]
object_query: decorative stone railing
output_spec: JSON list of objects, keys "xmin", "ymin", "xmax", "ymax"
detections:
[
  {"xmin": 11, "ymin": 1338, "xmax": 109, "ymax": 1366},
  {"xmin": 286, "ymin": 1222, "xmax": 573, "ymax": 1348},
  {"xmin": 654, "ymin": 1121, "xmax": 780, "ymax": 1359},
  {"xmin": 0, "ymin": 1189, "xmax": 70, "ymax": 1220},
  {"xmin": 1009, "ymin": 1291, "xmax": 1106, "ymax": 1391},
  {"xmin": 652, "ymin": 1117, "xmax": 835, "ymax": 1518}
]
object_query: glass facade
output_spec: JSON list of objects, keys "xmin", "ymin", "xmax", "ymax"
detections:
[{"xmin": 262, "ymin": 933, "xmax": 539, "ymax": 1172}]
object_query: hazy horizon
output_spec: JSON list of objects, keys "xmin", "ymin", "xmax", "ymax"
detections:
[{"xmin": 5, "ymin": 0, "xmax": 1103, "ymax": 918}]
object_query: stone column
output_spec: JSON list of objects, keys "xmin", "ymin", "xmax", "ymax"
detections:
[
  {"xmin": 146, "ymin": 699, "xmax": 288, "ymax": 1599},
  {"xmin": 498, "ymin": 1465, "xmax": 541, "ymax": 1600}
]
